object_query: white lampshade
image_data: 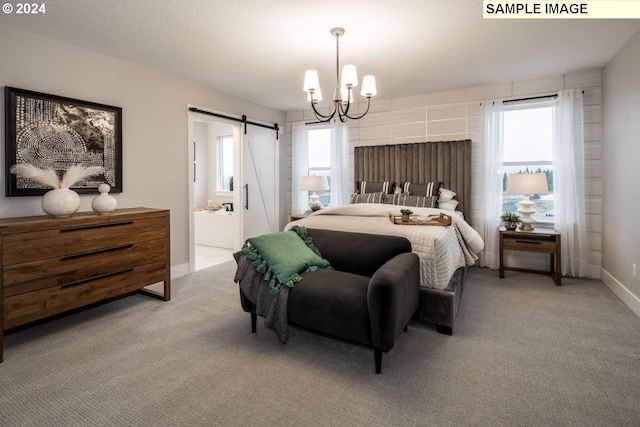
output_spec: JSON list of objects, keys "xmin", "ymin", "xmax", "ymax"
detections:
[
  {"xmin": 341, "ymin": 64, "xmax": 358, "ymax": 87},
  {"xmin": 300, "ymin": 175, "xmax": 329, "ymax": 192},
  {"xmin": 303, "ymin": 70, "xmax": 320, "ymax": 92},
  {"xmin": 506, "ymin": 173, "xmax": 549, "ymax": 195},
  {"xmin": 361, "ymin": 75, "xmax": 377, "ymax": 97}
]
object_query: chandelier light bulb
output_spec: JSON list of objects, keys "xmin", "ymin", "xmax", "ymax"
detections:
[
  {"xmin": 340, "ymin": 86, "xmax": 350, "ymax": 105},
  {"xmin": 307, "ymin": 87, "xmax": 322, "ymax": 103}
]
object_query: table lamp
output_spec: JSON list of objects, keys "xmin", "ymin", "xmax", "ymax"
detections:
[
  {"xmin": 300, "ymin": 175, "xmax": 329, "ymax": 210},
  {"xmin": 506, "ymin": 172, "xmax": 549, "ymax": 231}
]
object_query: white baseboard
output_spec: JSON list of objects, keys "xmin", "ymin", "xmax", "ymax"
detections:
[
  {"xmin": 171, "ymin": 263, "xmax": 190, "ymax": 280},
  {"xmin": 601, "ymin": 268, "xmax": 640, "ymax": 318}
]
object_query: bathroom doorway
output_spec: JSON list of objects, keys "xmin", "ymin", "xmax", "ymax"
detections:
[
  {"xmin": 190, "ymin": 117, "xmax": 239, "ymax": 271},
  {"xmin": 187, "ymin": 108, "xmax": 279, "ymax": 273}
]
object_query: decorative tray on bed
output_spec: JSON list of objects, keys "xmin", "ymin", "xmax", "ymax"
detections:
[{"xmin": 388, "ymin": 212, "xmax": 452, "ymax": 226}]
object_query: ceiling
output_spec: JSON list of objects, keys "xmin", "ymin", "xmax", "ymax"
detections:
[{"xmin": 2, "ymin": 0, "xmax": 639, "ymax": 112}]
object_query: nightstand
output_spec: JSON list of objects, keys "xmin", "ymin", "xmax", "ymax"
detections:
[
  {"xmin": 499, "ymin": 227, "xmax": 562, "ymax": 286},
  {"xmin": 290, "ymin": 212, "xmax": 311, "ymax": 222}
]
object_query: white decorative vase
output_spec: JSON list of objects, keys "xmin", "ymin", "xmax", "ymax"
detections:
[
  {"xmin": 91, "ymin": 183, "xmax": 117, "ymax": 214},
  {"xmin": 42, "ymin": 188, "xmax": 81, "ymax": 217}
]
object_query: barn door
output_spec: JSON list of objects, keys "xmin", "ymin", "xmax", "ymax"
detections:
[{"xmin": 241, "ymin": 126, "xmax": 278, "ymax": 241}]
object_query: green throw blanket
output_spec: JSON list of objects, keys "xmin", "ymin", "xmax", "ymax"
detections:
[{"xmin": 241, "ymin": 226, "xmax": 332, "ymax": 295}]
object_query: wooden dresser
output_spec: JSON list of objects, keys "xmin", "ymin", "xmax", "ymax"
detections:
[{"xmin": 0, "ymin": 207, "xmax": 170, "ymax": 362}]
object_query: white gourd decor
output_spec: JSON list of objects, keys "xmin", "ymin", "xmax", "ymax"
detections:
[
  {"xmin": 91, "ymin": 183, "xmax": 117, "ymax": 214},
  {"xmin": 10, "ymin": 164, "xmax": 104, "ymax": 217}
]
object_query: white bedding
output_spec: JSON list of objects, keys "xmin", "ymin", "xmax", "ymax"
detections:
[{"xmin": 284, "ymin": 204, "xmax": 484, "ymax": 290}]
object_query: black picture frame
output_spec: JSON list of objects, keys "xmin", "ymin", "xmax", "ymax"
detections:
[{"xmin": 4, "ymin": 87, "xmax": 122, "ymax": 196}]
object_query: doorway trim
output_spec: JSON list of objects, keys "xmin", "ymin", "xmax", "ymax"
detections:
[{"xmin": 187, "ymin": 107, "xmax": 242, "ymax": 274}]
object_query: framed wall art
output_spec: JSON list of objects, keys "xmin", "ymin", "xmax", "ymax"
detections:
[{"xmin": 4, "ymin": 87, "xmax": 122, "ymax": 196}]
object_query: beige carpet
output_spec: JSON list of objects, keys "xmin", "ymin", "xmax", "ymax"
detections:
[{"xmin": 1, "ymin": 263, "xmax": 639, "ymax": 427}]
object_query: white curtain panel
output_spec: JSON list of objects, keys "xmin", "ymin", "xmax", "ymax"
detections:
[
  {"xmin": 553, "ymin": 89, "xmax": 589, "ymax": 277},
  {"xmin": 478, "ymin": 100, "xmax": 506, "ymax": 269},
  {"xmin": 330, "ymin": 120, "xmax": 351, "ymax": 206},
  {"xmin": 291, "ymin": 122, "xmax": 309, "ymax": 214}
]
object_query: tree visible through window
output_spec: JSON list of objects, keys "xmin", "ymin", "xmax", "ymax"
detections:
[
  {"xmin": 308, "ymin": 128, "xmax": 331, "ymax": 207},
  {"xmin": 502, "ymin": 102, "xmax": 554, "ymax": 223}
]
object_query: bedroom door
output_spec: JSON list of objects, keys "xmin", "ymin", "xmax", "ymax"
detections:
[{"xmin": 241, "ymin": 126, "xmax": 278, "ymax": 242}]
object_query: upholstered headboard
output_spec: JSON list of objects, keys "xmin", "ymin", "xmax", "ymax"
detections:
[{"xmin": 354, "ymin": 140, "xmax": 472, "ymax": 219}]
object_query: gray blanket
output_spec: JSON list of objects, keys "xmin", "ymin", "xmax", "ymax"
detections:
[{"xmin": 233, "ymin": 252, "xmax": 290, "ymax": 344}]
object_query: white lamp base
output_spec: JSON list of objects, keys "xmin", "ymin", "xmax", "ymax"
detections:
[
  {"xmin": 517, "ymin": 195, "xmax": 536, "ymax": 231},
  {"xmin": 309, "ymin": 192, "xmax": 321, "ymax": 209}
]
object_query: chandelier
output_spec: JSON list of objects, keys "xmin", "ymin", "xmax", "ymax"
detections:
[{"xmin": 303, "ymin": 27, "xmax": 377, "ymax": 123}]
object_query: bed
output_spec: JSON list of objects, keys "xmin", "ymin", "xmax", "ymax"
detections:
[{"xmin": 285, "ymin": 139, "xmax": 482, "ymax": 334}]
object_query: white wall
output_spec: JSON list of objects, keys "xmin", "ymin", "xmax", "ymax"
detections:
[
  {"xmin": 193, "ymin": 121, "xmax": 209, "ymax": 207},
  {"xmin": 0, "ymin": 25, "xmax": 287, "ymax": 277},
  {"xmin": 286, "ymin": 70, "xmax": 603, "ymax": 278},
  {"xmin": 602, "ymin": 30, "xmax": 640, "ymax": 316}
]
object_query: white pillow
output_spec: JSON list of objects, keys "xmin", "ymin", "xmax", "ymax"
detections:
[
  {"xmin": 439, "ymin": 188, "xmax": 456, "ymax": 202},
  {"xmin": 438, "ymin": 199, "xmax": 459, "ymax": 211}
]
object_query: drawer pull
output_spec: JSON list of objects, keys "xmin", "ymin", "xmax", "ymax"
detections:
[
  {"xmin": 61, "ymin": 244, "xmax": 134, "ymax": 261},
  {"xmin": 60, "ymin": 268, "xmax": 135, "ymax": 289},
  {"xmin": 60, "ymin": 221, "xmax": 134, "ymax": 233},
  {"xmin": 515, "ymin": 240, "xmax": 542, "ymax": 245}
]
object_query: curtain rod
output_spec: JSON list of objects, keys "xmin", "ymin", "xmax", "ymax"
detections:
[
  {"xmin": 481, "ymin": 90, "xmax": 585, "ymax": 106},
  {"xmin": 503, "ymin": 94, "xmax": 557, "ymax": 103},
  {"xmin": 188, "ymin": 107, "xmax": 279, "ymax": 140}
]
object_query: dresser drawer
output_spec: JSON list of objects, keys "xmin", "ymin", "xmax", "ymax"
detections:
[
  {"xmin": 502, "ymin": 236, "xmax": 557, "ymax": 253},
  {"xmin": 3, "ymin": 239, "xmax": 167, "ymax": 295},
  {"xmin": 1, "ymin": 216, "xmax": 167, "ymax": 266},
  {"xmin": 3, "ymin": 260, "xmax": 167, "ymax": 329}
]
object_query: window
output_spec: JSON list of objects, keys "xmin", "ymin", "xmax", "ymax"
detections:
[
  {"xmin": 218, "ymin": 136, "xmax": 234, "ymax": 191},
  {"xmin": 307, "ymin": 127, "xmax": 332, "ymax": 207},
  {"xmin": 502, "ymin": 102, "xmax": 554, "ymax": 223}
]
